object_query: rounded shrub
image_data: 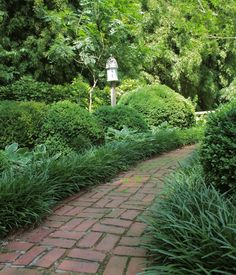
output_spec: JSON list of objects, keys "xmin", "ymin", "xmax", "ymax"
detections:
[
  {"xmin": 94, "ymin": 105, "xmax": 149, "ymax": 132},
  {"xmin": 118, "ymin": 84, "xmax": 195, "ymax": 128},
  {"xmin": 40, "ymin": 101, "xmax": 104, "ymax": 152},
  {"xmin": 200, "ymin": 101, "xmax": 236, "ymax": 192},
  {"xmin": 0, "ymin": 101, "xmax": 48, "ymax": 149}
]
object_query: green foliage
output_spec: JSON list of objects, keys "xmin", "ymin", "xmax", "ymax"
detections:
[
  {"xmin": 0, "ymin": 101, "xmax": 48, "ymax": 149},
  {"xmin": 118, "ymin": 79, "xmax": 145, "ymax": 93},
  {"xmin": 116, "ymin": 78, "xmax": 147, "ymax": 99},
  {"xmin": 142, "ymin": 0, "xmax": 236, "ymax": 110},
  {"xmin": 142, "ymin": 155, "xmax": 236, "ymax": 274},
  {"xmin": 176, "ymin": 126, "xmax": 204, "ymax": 146},
  {"xmin": 218, "ymin": 78, "xmax": 236, "ymax": 104},
  {"xmin": 0, "ymin": 0, "xmax": 146, "ymax": 111},
  {"xmin": 0, "ymin": 76, "xmax": 90, "ymax": 107},
  {"xmin": 105, "ymin": 127, "xmax": 141, "ymax": 142},
  {"xmin": 200, "ymin": 101, "xmax": 236, "ymax": 192},
  {"xmin": 0, "ymin": 126, "xmax": 203, "ymax": 237},
  {"xmin": 0, "ymin": 143, "xmax": 60, "ymax": 172},
  {"xmin": 119, "ymin": 84, "xmax": 195, "ymax": 128},
  {"xmin": 0, "ymin": 0, "xmax": 235, "ymax": 110},
  {"xmin": 0, "ymin": 0, "xmax": 144, "ymax": 86},
  {"xmin": 43, "ymin": 134, "xmax": 73, "ymax": 156},
  {"xmin": 40, "ymin": 100, "xmax": 105, "ymax": 153},
  {"xmin": 94, "ymin": 105, "xmax": 149, "ymax": 133}
]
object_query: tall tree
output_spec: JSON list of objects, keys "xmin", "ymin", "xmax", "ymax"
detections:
[
  {"xmin": 0, "ymin": 0, "xmax": 144, "ymax": 87},
  {"xmin": 141, "ymin": 0, "xmax": 236, "ymax": 109}
]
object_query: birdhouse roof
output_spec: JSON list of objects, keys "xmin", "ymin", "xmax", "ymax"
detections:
[{"xmin": 106, "ymin": 56, "xmax": 118, "ymax": 69}]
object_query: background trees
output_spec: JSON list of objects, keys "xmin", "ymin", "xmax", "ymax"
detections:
[
  {"xmin": 0, "ymin": 0, "xmax": 235, "ymax": 110},
  {"xmin": 141, "ymin": 0, "xmax": 236, "ymax": 109},
  {"xmin": 0, "ymin": 0, "xmax": 144, "ymax": 85}
]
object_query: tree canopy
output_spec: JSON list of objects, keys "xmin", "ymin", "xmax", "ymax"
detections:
[
  {"xmin": 141, "ymin": 0, "xmax": 236, "ymax": 109},
  {"xmin": 0, "ymin": 0, "xmax": 144, "ymax": 85},
  {"xmin": 0, "ymin": 0, "xmax": 235, "ymax": 109}
]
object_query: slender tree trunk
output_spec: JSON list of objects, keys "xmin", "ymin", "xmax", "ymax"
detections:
[{"xmin": 89, "ymin": 79, "xmax": 98, "ymax": 113}]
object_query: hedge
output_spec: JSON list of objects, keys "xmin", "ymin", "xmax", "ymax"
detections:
[
  {"xmin": 0, "ymin": 76, "xmax": 89, "ymax": 107},
  {"xmin": 0, "ymin": 101, "xmax": 48, "ymax": 149},
  {"xmin": 200, "ymin": 101, "xmax": 236, "ymax": 192}
]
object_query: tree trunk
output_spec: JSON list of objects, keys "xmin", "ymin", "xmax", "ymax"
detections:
[{"xmin": 89, "ymin": 79, "xmax": 98, "ymax": 113}]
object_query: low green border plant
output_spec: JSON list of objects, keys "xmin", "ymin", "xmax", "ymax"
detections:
[
  {"xmin": 0, "ymin": 126, "xmax": 203, "ymax": 237},
  {"xmin": 142, "ymin": 153, "xmax": 236, "ymax": 275}
]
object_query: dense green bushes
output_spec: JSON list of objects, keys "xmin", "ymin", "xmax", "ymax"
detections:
[
  {"xmin": 0, "ymin": 76, "xmax": 89, "ymax": 107},
  {"xmin": 94, "ymin": 105, "xmax": 149, "ymax": 132},
  {"xmin": 0, "ymin": 127, "xmax": 202, "ymax": 237},
  {"xmin": 143, "ymin": 154, "xmax": 236, "ymax": 275},
  {"xmin": 119, "ymin": 84, "xmax": 195, "ymax": 128},
  {"xmin": 201, "ymin": 101, "xmax": 236, "ymax": 192},
  {"xmin": 0, "ymin": 101, "xmax": 48, "ymax": 149},
  {"xmin": 40, "ymin": 101, "xmax": 104, "ymax": 153},
  {"xmin": 0, "ymin": 100, "xmax": 104, "ymax": 153}
]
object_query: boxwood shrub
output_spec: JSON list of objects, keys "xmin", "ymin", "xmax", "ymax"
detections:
[
  {"xmin": 119, "ymin": 84, "xmax": 195, "ymax": 128},
  {"xmin": 40, "ymin": 100, "xmax": 105, "ymax": 153},
  {"xmin": 0, "ymin": 101, "xmax": 48, "ymax": 149},
  {"xmin": 94, "ymin": 105, "xmax": 149, "ymax": 132},
  {"xmin": 200, "ymin": 101, "xmax": 236, "ymax": 192}
]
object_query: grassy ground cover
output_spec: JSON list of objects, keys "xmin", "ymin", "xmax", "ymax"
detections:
[
  {"xmin": 142, "ymin": 152, "xmax": 236, "ymax": 275},
  {"xmin": 0, "ymin": 127, "xmax": 203, "ymax": 238}
]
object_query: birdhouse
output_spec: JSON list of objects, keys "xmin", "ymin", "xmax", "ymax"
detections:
[{"xmin": 106, "ymin": 56, "xmax": 118, "ymax": 82}]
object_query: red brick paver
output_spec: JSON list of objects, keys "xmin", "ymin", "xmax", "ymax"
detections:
[
  {"xmin": 34, "ymin": 248, "xmax": 65, "ymax": 268},
  {"xmin": 14, "ymin": 246, "xmax": 46, "ymax": 265},
  {"xmin": 58, "ymin": 259, "xmax": 99, "ymax": 273},
  {"xmin": 0, "ymin": 145, "xmax": 196, "ymax": 274},
  {"xmin": 103, "ymin": 256, "xmax": 128, "ymax": 275},
  {"xmin": 96, "ymin": 234, "xmax": 120, "ymax": 251},
  {"xmin": 0, "ymin": 252, "xmax": 20, "ymax": 263},
  {"xmin": 77, "ymin": 232, "xmax": 102, "ymax": 248},
  {"xmin": 126, "ymin": 257, "xmax": 146, "ymax": 275}
]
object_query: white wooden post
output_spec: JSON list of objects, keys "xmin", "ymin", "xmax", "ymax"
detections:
[
  {"xmin": 111, "ymin": 82, "xmax": 116, "ymax": 107},
  {"xmin": 106, "ymin": 56, "xmax": 118, "ymax": 107}
]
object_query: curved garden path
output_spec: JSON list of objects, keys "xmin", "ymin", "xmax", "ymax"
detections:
[{"xmin": 0, "ymin": 145, "xmax": 196, "ymax": 275}]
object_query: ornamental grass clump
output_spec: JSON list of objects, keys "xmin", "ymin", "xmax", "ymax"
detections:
[{"xmin": 142, "ymin": 155, "xmax": 236, "ymax": 275}]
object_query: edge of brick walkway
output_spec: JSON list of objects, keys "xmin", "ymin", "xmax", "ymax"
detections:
[{"xmin": 0, "ymin": 145, "xmax": 196, "ymax": 275}]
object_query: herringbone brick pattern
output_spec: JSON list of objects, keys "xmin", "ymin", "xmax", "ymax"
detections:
[{"xmin": 0, "ymin": 145, "xmax": 196, "ymax": 274}]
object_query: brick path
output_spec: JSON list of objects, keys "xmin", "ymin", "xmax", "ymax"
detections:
[{"xmin": 0, "ymin": 145, "xmax": 196, "ymax": 275}]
